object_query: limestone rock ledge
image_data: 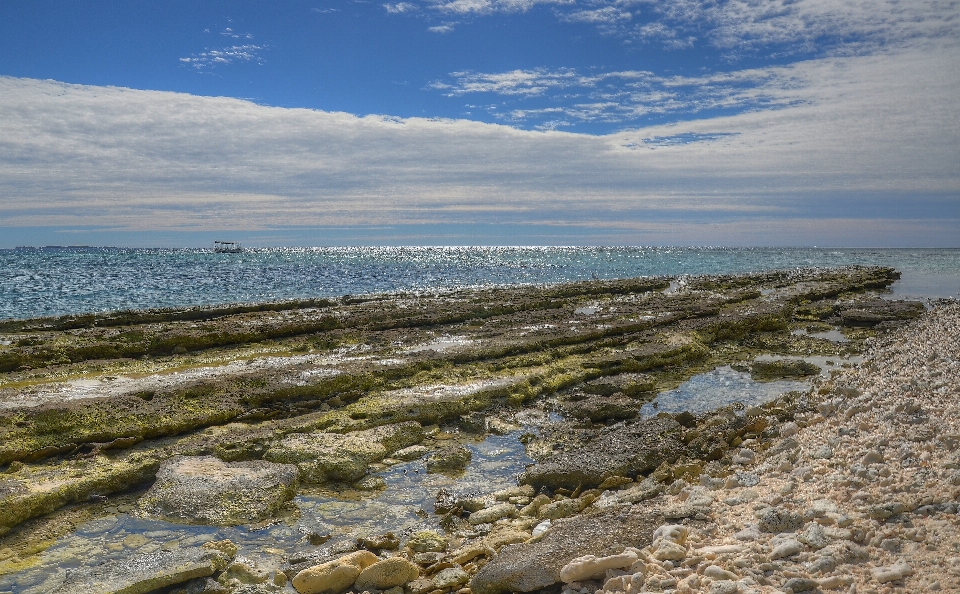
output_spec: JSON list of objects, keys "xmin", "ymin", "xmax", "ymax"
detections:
[{"xmin": 135, "ymin": 455, "xmax": 299, "ymax": 526}]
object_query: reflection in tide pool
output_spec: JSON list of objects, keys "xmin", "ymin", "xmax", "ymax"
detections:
[
  {"xmin": 298, "ymin": 432, "xmax": 533, "ymax": 541},
  {"xmin": 0, "ymin": 515, "xmax": 306, "ymax": 593},
  {"xmin": 0, "ymin": 432, "xmax": 533, "ymax": 594},
  {"xmin": 641, "ymin": 366, "xmax": 811, "ymax": 417},
  {"xmin": 790, "ymin": 327, "xmax": 849, "ymax": 343}
]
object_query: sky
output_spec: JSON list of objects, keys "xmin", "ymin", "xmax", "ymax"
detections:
[{"xmin": 0, "ymin": 0, "xmax": 958, "ymax": 247}]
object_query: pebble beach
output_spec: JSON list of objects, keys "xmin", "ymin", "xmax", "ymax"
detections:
[{"xmin": 557, "ymin": 301, "xmax": 960, "ymax": 594}]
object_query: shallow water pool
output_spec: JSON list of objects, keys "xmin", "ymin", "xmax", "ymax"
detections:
[
  {"xmin": 640, "ymin": 365, "xmax": 811, "ymax": 417},
  {"xmin": 0, "ymin": 432, "xmax": 534, "ymax": 594}
]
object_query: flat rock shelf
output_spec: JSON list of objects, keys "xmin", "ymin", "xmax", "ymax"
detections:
[{"xmin": 0, "ymin": 266, "xmax": 950, "ymax": 594}]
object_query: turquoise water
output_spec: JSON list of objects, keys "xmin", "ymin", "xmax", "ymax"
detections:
[{"xmin": 1, "ymin": 247, "xmax": 958, "ymax": 320}]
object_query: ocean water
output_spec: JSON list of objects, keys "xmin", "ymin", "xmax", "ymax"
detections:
[{"xmin": 1, "ymin": 247, "xmax": 958, "ymax": 320}]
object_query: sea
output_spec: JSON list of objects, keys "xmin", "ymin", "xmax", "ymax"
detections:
[{"xmin": 1, "ymin": 246, "xmax": 959, "ymax": 321}]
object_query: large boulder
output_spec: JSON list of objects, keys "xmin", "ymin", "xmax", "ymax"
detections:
[
  {"xmin": 135, "ymin": 455, "xmax": 298, "ymax": 526},
  {"xmin": 470, "ymin": 505, "xmax": 664, "ymax": 594},
  {"xmin": 354, "ymin": 557, "xmax": 420, "ymax": 590},
  {"xmin": 520, "ymin": 416, "xmax": 685, "ymax": 491},
  {"xmin": 291, "ymin": 550, "xmax": 378, "ymax": 594},
  {"xmin": 42, "ymin": 546, "xmax": 232, "ymax": 594},
  {"xmin": 264, "ymin": 422, "xmax": 424, "ymax": 483}
]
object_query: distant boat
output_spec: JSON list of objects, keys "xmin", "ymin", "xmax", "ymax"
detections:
[{"xmin": 213, "ymin": 240, "xmax": 243, "ymax": 253}]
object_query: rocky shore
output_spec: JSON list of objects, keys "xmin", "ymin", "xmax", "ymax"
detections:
[{"xmin": 0, "ymin": 266, "xmax": 950, "ymax": 594}]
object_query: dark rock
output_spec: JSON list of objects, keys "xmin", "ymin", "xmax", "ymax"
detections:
[
  {"xmin": 838, "ymin": 299, "xmax": 924, "ymax": 327},
  {"xmin": 470, "ymin": 505, "xmax": 664, "ymax": 594},
  {"xmin": 561, "ymin": 393, "xmax": 640, "ymax": 423},
  {"xmin": 425, "ymin": 445, "xmax": 472, "ymax": 473},
  {"xmin": 359, "ymin": 532, "xmax": 401, "ymax": 551},
  {"xmin": 866, "ymin": 502, "xmax": 906, "ymax": 520},
  {"xmin": 758, "ymin": 507, "xmax": 804, "ymax": 533},
  {"xmin": 583, "ymin": 374, "xmax": 656, "ymax": 397},
  {"xmin": 783, "ymin": 577, "xmax": 819, "ymax": 592},
  {"xmin": 459, "ymin": 411, "xmax": 488, "ymax": 433},
  {"xmin": 748, "ymin": 359, "xmax": 820, "ymax": 380},
  {"xmin": 520, "ymin": 416, "xmax": 684, "ymax": 491}
]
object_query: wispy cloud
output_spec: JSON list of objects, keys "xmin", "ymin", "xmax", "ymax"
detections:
[
  {"xmin": 383, "ymin": 2, "xmax": 419, "ymax": 14},
  {"xmin": 559, "ymin": 6, "xmax": 632, "ymax": 26},
  {"xmin": 426, "ymin": 0, "xmax": 572, "ymax": 15},
  {"xmin": 179, "ymin": 45, "xmax": 267, "ymax": 70},
  {"xmin": 387, "ymin": 0, "xmax": 960, "ymax": 58},
  {"xmin": 430, "ymin": 67, "xmax": 587, "ymax": 96},
  {"xmin": 2, "ymin": 41, "xmax": 957, "ymax": 245},
  {"xmin": 430, "ymin": 65, "xmax": 808, "ymax": 126},
  {"xmin": 428, "ymin": 22, "xmax": 458, "ymax": 33},
  {"xmin": 220, "ymin": 27, "xmax": 254, "ymax": 39}
]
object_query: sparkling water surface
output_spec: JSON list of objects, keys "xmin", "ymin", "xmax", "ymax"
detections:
[{"xmin": 1, "ymin": 247, "xmax": 958, "ymax": 320}]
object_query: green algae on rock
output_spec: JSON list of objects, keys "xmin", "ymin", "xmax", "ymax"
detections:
[{"xmin": 0, "ymin": 265, "xmax": 920, "ymax": 570}]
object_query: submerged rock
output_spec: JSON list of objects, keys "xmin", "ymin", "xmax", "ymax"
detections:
[
  {"xmin": 41, "ymin": 546, "xmax": 232, "ymax": 594},
  {"xmin": 135, "ymin": 455, "xmax": 298, "ymax": 526},
  {"xmin": 264, "ymin": 422, "xmax": 424, "ymax": 483},
  {"xmin": 425, "ymin": 445, "xmax": 472, "ymax": 473}
]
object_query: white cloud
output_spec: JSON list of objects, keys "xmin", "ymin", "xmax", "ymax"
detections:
[
  {"xmin": 428, "ymin": 22, "xmax": 458, "ymax": 32},
  {"xmin": 427, "ymin": 0, "xmax": 572, "ymax": 15},
  {"xmin": 430, "ymin": 67, "xmax": 588, "ymax": 96},
  {"xmin": 0, "ymin": 43, "xmax": 958, "ymax": 243},
  {"xmin": 560, "ymin": 6, "xmax": 632, "ymax": 25},
  {"xmin": 220, "ymin": 27, "xmax": 254, "ymax": 39},
  {"xmin": 624, "ymin": 0, "xmax": 960, "ymax": 56},
  {"xmin": 179, "ymin": 45, "xmax": 266, "ymax": 70},
  {"xmin": 383, "ymin": 2, "xmax": 419, "ymax": 13},
  {"xmin": 389, "ymin": 0, "xmax": 960, "ymax": 58}
]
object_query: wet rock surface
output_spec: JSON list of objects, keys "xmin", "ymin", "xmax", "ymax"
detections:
[
  {"xmin": 520, "ymin": 416, "xmax": 686, "ymax": 490},
  {"xmin": 135, "ymin": 456, "xmax": 299, "ymax": 526},
  {"xmin": 470, "ymin": 505, "xmax": 666, "ymax": 594},
  {"xmin": 38, "ymin": 545, "xmax": 232, "ymax": 594},
  {"xmin": 836, "ymin": 298, "xmax": 925, "ymax": 327},
  {"xmin": 550, "ymin": 301, "xmax": 959, "ymax": 594},
  {"xmin": 2, "ymin": 266, "xmax": 952, "ymax": 594},
  {"xmin": 263, "ymin": 422, "xmax": 423, "ymax": 483}
]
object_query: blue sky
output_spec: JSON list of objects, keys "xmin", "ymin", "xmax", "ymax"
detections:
[{"xmin": 0, "ymin": 0, "xmax": 958, "ymax": 246}]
